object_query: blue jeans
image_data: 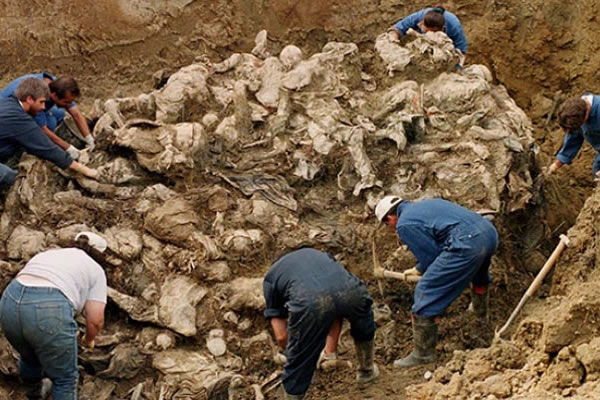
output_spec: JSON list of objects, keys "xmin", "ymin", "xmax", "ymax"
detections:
[
  {"xmin": 45, "ymin": 107, "xmax": 66, "ymax": 132},
  {"xmin": 0, "ymin": 280, "xmax": 78, "ymax": 400},
  {"xmin": 0, "ymin": 163, "xmax": 17, "ymax": 189}
]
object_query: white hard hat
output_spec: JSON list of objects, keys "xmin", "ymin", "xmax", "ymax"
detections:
[
  {"xmin": 75, "ymin": 231, "xmax": 107, "ymax": 253},
  {"xmin": 375, "ymin": 195, "xmax": 403, "ymax": 222}
]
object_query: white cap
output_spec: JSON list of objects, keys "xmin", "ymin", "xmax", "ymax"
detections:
[
  {"xmin": 375, "ymin": 195, "xmax": 403, "ymax": 222},
  {"xmin": 75, "ymin": 231, "xmax": 107, "ymax": 253}
]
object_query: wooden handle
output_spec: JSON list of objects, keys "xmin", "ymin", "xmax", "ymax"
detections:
[{"xmin": 525, "ymin": 236, "xmax": 568, "ymax": 297}]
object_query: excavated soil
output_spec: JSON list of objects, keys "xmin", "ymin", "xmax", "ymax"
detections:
[{"xmin": 1, "ymin": 0, "xmax": 600, "ymax": 399}]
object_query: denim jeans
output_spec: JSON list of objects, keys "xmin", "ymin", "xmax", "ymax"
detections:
[
  {"xmin": 44, "ymin": 106, "xmax": 66, "ymax": 132},
  {"xmin": 0, "ymin": 280, "xmax": 78, "ymax": 400},
  {"xmin": 0, "ymin": 163, "xmax": 17, "ymax": 189}
]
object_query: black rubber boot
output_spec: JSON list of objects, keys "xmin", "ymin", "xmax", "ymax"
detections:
[
  {"xmin": 393, "ymin": 315, "xmax": 437, "ymax": 368},
  {"xmin": 468, "ymin": 285, "xmax": 490, "ymax": 320},
  {"xmin": 354, "ymin": 339, "xmax": 380, "ymax": 385},
  {"xmin": 277, "ymin": 385, "xmax": 305, "ymax": 400},
  {"xmin": 23, "ymin": 378, "xmax": 42, "ymax": 400}
]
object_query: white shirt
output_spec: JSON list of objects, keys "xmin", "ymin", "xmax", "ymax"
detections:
[{"xmin": 17, "ymin": 248, "xmax": 107, "ymax": 312}]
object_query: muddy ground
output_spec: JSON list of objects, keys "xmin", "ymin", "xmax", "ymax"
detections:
[{"xmin": 1, "ymin": 0, "xmax": 600, "ymax": 399}]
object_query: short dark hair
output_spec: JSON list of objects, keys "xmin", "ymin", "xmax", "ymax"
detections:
[
  {"xmin": 423, "ymin": 8, "xmax": 446, "ymax": 31},
  {"xmin": 558, "ymin": 97, "xmax": 588, "ymax": 131},
  {"xmin": 14, "ymin": 78, "xmax": 50, "ymax": 101},
  {"xmin": 49, "ymin": 76, "xmax": 80, "ymax": 99}
]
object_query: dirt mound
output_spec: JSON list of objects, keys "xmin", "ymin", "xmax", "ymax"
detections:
[{"xmin": 0, "ymin": 26, "xmax": 540, "ymax": 399}]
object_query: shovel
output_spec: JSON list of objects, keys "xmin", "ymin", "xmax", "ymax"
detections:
[{"xmin": 495, "ymin": 233, "xmax": 570, "ymax": 338}]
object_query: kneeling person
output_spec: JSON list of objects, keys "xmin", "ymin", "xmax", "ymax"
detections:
[{"xmin": 263, "ymin": 248, "xmax": 378, "ymax": 399}]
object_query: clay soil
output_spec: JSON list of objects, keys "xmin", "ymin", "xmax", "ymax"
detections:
[{"xmin": 1, "ymin": 0, "xmax": 599, "ymax": 399}]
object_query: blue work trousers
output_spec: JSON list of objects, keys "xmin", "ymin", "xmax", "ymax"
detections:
[
  {"xmin": 44, "ymin": 106, "xmax": 66, "ymax": 132},
  {"xmin": 282, "ymin": 279, "xmax": 375, "ymax": 396},
  {"xmin": 413, "ymin": 218, "xmax": 498, "ymax": 317},
  {"xmin": 0, "ymin": 280, "xmax": 78, "ymax": 400},
  {"xmin": 0, "ymin": 163, "xmax": 17, "ymax": 189}
]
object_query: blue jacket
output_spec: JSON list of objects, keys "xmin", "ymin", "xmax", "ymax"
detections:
[
  {"xmin": 556, "ymin": 94, "xmax": 600, "ymax": 166},
  {"xmin": 393, "ymin": 8, "xmax": 468, "ymax": 53},
  {"xmin": 0, "ymin": 96, "xmax": 72, "ymax": 168},
  {"xmin": 0, "ymin": 72, "xmax": 75, "ymax": 129}
]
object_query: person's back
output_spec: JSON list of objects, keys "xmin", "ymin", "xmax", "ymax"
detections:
[
  {"xmin": 0, "ymin": 73, "xmax": 50, "ymax": 99},
  {"xmin": 18, "ymin": 247, "xmax": 106, "ymax": 312}
]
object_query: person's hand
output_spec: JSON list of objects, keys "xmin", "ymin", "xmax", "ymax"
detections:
[
  {"xmin": 66, "ymin": 145, "xmax": 80, "ymax": 160},
  {"xmin": 317, "ymin": 350, "xmax": 337, "ymax": 369},
  {"xmin": 82, "ymin": 166, "xmax": 99, "ymax": 180},
  {"xmin": 544, "ymin": 161, "xmax": 561, "ymax": 177},
  {"xmin": 273, "ymin": 352, "xmax": 287, "ymax": 365},
  {"xmin": 84, "ymin": 135, "xmax": 96, "ymax": 151},
  {"xmin": 81, "ymin": 334, "xmax": 95, "ymax": 351},
  {"xmin": 403, "ymin": 267, "xmax": 422, "ymax": 277},
  {"xmin": 388, "ymin": 29, "xmax": 400, "ymax": 42}
]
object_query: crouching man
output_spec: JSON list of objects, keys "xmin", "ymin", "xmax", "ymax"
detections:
[
  {"xmin": 375, "ymin": 196, "xmax": 498, "ymax": 368},
  {"xmin": 263, "ymin": 247, "xmax": 379, "ymax": 399}
]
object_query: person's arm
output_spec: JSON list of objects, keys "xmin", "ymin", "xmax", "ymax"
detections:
[
  {"xmin": 270, "ymin": 317, "xmax": 288, "ymax": 350},
  {"xmin": 396, "ymin": 223, "xmax": 440, "ymax": 272},
  {"xmin": 67, "ymin": 105, "xmax": 95, "ymax": 150},
  {"xmin": 83, "ymin": 300, "xmax": 105, "ymax": 346},
  {"xmin": 445, "ymin": 15, "xmax": 468, "ymax": 53},
  {"xmin": 40, "ymin": 125, "xmax": 70, "ymax": 150},
  {"xmin": 555, "ymin": 128, "xmax": 585, "ymax": 166},
  {"xmin": 68, "ymin": 160, "xmax": 98, "ymax": 179},
  {"xmin": 393, "ymin": 10, "xmax": 426, "ymax": 36},
  {"xmin": 324, "ymin": 317, "xmax": 343, "ymax": 354},
  {"xmin": 15, "ymin": 124, "xmax": 74, "ymax": 169}
]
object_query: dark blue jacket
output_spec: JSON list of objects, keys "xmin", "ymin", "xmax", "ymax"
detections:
[
  {"xmin": 0, "ymin": 96, "xmax": 72, "ymax": 168},
  {"xmin": 393, "ymin": 8, "xmax": 468, "ymax": 53},
  {"xmin": 556, "ymin": 95, "xmax": 600, "ymax": 166},
  {"xmin": 263, "ymin": 248, "xmax": 364, "ymax": 319}
]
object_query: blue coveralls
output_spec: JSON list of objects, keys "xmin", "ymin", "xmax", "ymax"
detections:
[
  {"xmin": 0, "ymin": 72, "xmax": 75, "ymax": 131},
  {"xmin": 393, "ymin": 8, "xmax": 468, "ymax": 53},
  {"xmin": 395, "ymin": 199, "xmax": 498, "ymax": 317},
  {"xmin": 555, "ymin": 94, "xmax": 600, "ymax": 177},
  {"xmin": 263, "ymin": 248, "xmax": 375, "ymax": 396}
]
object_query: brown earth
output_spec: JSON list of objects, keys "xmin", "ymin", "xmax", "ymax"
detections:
[{"xmin": 0, "ymin": 0, "xmax": 599, "ymax": 399}]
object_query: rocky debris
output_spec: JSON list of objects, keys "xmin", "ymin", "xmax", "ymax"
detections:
[{"xmin": 0, "ymin": 28, "xmax": 538, "ymax": 399}]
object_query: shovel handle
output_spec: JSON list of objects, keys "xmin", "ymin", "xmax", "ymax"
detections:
[{"xmin": 525, "ymin": 234, "xmax": 569, "ymax": 297}]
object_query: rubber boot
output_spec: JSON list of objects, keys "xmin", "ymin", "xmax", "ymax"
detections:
[
  {"xmin": 354, "ymin": 339, "xmax": 380, "ymax": 385},
  {"xmin": 468, "ymin": 285, "xmax": 489, "ymax": 320},
  {"xmin": 23, "ymin": 378, "xmax": 42, "ymax": 400},
  {"xmin": 393, "ymin": 315, "xmax": 437, "ymax": 368},
  {"xmin": 277, "ymin": 385, "xmax": 305, "ymax": 400}
]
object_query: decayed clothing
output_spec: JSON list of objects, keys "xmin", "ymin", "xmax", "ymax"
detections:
[
  {"xmin": 395, "ymin": 199, "xmax": 498, "ymax": 317},
  {"xmin": 263, "ymin": 248, "xmax": 375, "ymax": 396}
]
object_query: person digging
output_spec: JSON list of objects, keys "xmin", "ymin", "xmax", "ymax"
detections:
[
  {"xmin": 263, "ymin": 247, "xmax": 379, "ymax": 399},
  {"xmin": 375, "ymin": 196, "xmax": 498, "ymax": 367}
]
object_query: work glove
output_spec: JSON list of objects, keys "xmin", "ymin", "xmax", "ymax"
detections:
[
  {"xmin": 66, "ymin": 145, "xmax": 80, "ymax": 160},
  {"xmin": 317, "ymin": 350, "xmax": 337, "ymax": 370},
  {"xmin": 273, "ymin": 352, "xmax": 287, "ymax": 365},
  {"xmin": 544, "ymin": 162, "xmax": 559, "ymax": 177},
  {"xmin": 84, "ymin": 135, "xmax": 96, "ymax": 151},
  {"xmin": 403, "ymin": 267, "xmax": 422, "ymax": 277}
]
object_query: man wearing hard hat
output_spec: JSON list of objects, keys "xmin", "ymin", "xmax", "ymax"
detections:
[{"xmin": 375, "ymin": 196, "xmax": 498, "ymax": 367}]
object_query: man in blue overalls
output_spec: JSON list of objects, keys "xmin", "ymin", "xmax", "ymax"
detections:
[
  {"xmin": 545, "ymin": 94, "xmax": 600, "ymax": 179},
  {"xmin": 375, "ymin": 196, "xmax": 498, "ymax": 368},
  {"xmin": 263, "ymin": 248, "xmax": 378, "ymax": 399}
]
